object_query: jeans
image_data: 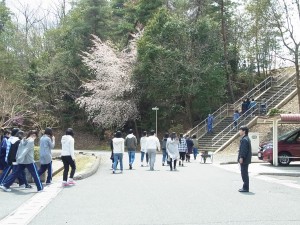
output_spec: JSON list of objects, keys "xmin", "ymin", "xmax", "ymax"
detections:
[
  {"xmin": 128, "ymin": 151, "xmax": 135, "ymax": 165},
  {"xmin": 61, "ymin": 156, "xmax": 76, "ymax": 182},
  {"xmin": 240, "ymin": 164, "xmax": 249, "ymax": 191},
  {"xmin": 162, "ymin": 149, "xmax": 168, "ymax": 163},
  {"xmin": 141, "ymin": 152, "xmax": 148, "ymax": 163},
  {"xmin": 147, "ymin": 149, "xmax": 156, "ymax": 170},
  {"xmin": 113, "ymin": 153, "xmax": 123, "ymax": 171},
  {"xmin": 38, "ymin": 161, "xmax": 52, "ymax": 184},
  {"xmin": 193, "ymin": 148, "xmax": 198, "ymax": 160}
]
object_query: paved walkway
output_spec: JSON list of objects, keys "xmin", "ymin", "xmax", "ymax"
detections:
[{"xmin": 1, "ymin": 152, "xmax": 300, "ymax": 225}]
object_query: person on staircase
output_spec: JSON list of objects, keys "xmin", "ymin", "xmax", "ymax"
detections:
[
  {"xmin": 207, "ymin": 114, "xmax": 214, "ymax": 134},
  {"xmin": 233, "ymin": 110, "xmax": 240, "ymax": 130},
  {"xmin": 249, "ymin": 98, "xmax": 257, "ymax": 116}
]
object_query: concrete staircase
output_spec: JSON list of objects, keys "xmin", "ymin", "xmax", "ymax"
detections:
[{"xmin": 186, "ymin": 69, "xmax": 296, "ymax": 153}]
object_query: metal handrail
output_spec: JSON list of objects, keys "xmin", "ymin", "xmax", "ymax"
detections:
[
  {"xmin": 185, "ymin": 75, "xmax": 274, "ymax": 138},
  {"xmin": 211, "ymin": 75, "xmax": 296, "ymax": 147}
]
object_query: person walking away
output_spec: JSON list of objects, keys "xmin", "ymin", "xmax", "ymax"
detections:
[
  {"xmin": 112, "ymin": 131, "xmax": 124, "ymax": 174},
  {"xmin": 125, "ymin": 129, "xmax": 137, "ymax": 170},
  {"xmin": 38, "ymin": 128, "xmax": 55, "ymax": 185},
  {"xmin": 249, "ymin": 98, "xmax": 257, "ymax": 116},
  {"xmin": 140, "ymin": 131, "xmax": 148, "ymax": 167},
  {"xmin": 185, "ymin": 135, "xmax": 194, "ymax": 163},
  {"xmin": 161, "ymin": 133, "xmax": 169, "ymax": 166},
  {"xmin": 207, "ymin": 114, "xmax": 214, "ymax": 134},
  {"xmin": 191, "ymin": 135, "xmax": 199, "ymax": 160},
  {"xmin": 245, "ymin": 98, "xmax": 251, "ymax": 115},
  {"xmin": 0, "ymin": 130, "xmax": 11, "ymax": 172},
  {"xmin": 260, "ymin": 98, "xmax": 267, "ymax": 115},
  {"xmin": 178, "ymin": 133, "xmax": 188, "ymax": 166},
  {"xmin": 0, "ymin": 129, "xmax": 30, "ymax": 188},
  {"xmin": 241, "ymin": 100, "xmax": 247, "ymax": 115},
  {"xmin": 166, "ymin": 132, "xmax": 179, "ymax": 171},
  {"xmin": 145, "ymin": 130, "xmax": 160, "ymax": 171},
  {"xmin": 233, "ymin": 110, "xmax": 240, "ymax": 130},
  {"xmin": 1, "ymin": 130, "xmax": 43, "ymax": 192},
  {"xmin": 238, "ymin": 126, "xmax": 252, "ymax": 193},
  {"xmin": 61, "ymin": 128, "xmax": 76, "ymax": 187}
]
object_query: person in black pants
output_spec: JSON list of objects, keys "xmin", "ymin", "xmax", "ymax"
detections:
[
  {"xmin": 237, "ymin": 126, "xmax": 252, "ymax": 192},
  {"xmin": 61, "ymin": 128, "xmax": 76, "ymax": 187}
]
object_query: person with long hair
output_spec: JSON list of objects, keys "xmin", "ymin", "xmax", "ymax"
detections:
[
  {"xmin": 0, "ymin": 130, "xmax": 43, "ymax": 192},
  {"xmin": 161, "ymin": 132, "xmax": 169, "ymax": 166},
  {"xmin": 38, "ymin": 128, "xmax": 55, "ymax": 185},
  {"xmin": 61, "ymin": 128, "xmax": 76, "ymax": 187},
  {"xmin": 166, "ymin": 132, "xmax": 179, "ymax": 171}
]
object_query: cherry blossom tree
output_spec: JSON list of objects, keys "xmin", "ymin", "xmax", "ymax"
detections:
[{"xmin": 76, "ymin": 34, "xmax": 140, "ymax": 129}]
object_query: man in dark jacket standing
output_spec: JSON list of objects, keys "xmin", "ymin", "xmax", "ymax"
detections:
[
  {"xmin": 238, "ymin": 126, "xmax": 252, "ymax": 192},
  {"xmin": 125, "ymin": 129, "xmax": 137, "ymax": 170}
]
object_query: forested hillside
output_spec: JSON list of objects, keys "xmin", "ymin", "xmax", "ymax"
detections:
[{"xmin": 0, "ymin": 0, "xmax": 299, "ymax": 138}]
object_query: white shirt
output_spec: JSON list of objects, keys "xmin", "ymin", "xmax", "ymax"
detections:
[
  {"xmin": 140, "ymin": 136, "xmax": 148, "ymax": 152},
  {"xmin": 145, "ymin": 135, "xmax": 160, "ymax": 151}
]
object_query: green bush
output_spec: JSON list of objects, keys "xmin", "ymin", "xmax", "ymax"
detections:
[{"xmin": 268, "ymin": 108, "xmax": 284, "ymax": 117}]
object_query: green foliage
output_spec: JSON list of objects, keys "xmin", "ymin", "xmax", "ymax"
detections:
[
  {"xmin": 134, "ymin": 9, "xmax": 226, "ymax": 128},
  {"xmin": 268, "ymin": 108, "xmax": 284, "ymax": 117}
]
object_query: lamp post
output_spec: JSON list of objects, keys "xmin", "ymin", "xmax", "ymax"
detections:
[{"xmin": 152, "ymin": 106, "xmax": 159, "ymax": 136}]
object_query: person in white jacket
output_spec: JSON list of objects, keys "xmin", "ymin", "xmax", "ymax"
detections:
[
  {"xmin": 112, "ymin": 131, "xmax": 125, "ymax": 174},
  {"xmin": 140, "ymin": 131, "xmax": 148, "ymax": 167},
  {"xmin": 145, "ymin": 130, "xmax": 160, "ymax": 171},
  {"xmin": 61, "ymin": 128, "xmax": 76, "ymax": 186},
  {"xmin": 166, "ymin": 132, "xmax": 179, "ymax": 171}
]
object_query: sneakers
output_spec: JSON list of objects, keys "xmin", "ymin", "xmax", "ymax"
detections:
[
  {"xmin": 113, "ymin": 171, "xmax": 115, "ymax": 174},
  {"xmin": 45, "ymin": 183, "xmax": 52, "ymax": 186},
  {"xmin": 129, "ymin": 164, "xmax": 132, "ymax": 170},
  {"xmin": 25, "ymin": 184, "xmax": 33, "ymax": 189},
  {"xmin": 68, "ymin": 180, "xmax": 76, "ymax": 185},
  {"xmin": 0, "ymin": 185, "xmax": 11, "ymax": 192},
  {"xmin": 141, "ymin": 164, "xmax": 144, "ymax": 167},
  {"xmin": 62, "ymin": 182, "xmax": 70, "ymax": 187},
  {"xmin": 19, "ymin": 184, "xmax": 26, "ymax": 188}
]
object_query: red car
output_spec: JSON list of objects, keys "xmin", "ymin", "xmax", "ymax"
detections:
[{"xmin": 257, "ymin": 128, "xmax": 300, "ymax": 166}]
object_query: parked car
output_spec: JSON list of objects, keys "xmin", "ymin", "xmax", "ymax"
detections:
[{"xmin": 257, "ymin": 128, "xmax": 300, "ymax": 166}]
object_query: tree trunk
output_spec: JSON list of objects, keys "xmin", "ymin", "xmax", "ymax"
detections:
[
  {"xmin": 220, "ymin": 0, "xmax": 235, "ymax": 102},
  {"xmin": 185, "ymin": 97, "xmax": 193, "ymax": 128}
]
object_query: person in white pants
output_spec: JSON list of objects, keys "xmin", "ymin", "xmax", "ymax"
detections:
[{"xmin": 145, "ymin": 130, "xmax": 160, "ymax": 171}]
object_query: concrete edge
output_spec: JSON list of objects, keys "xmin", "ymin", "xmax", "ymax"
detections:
[
  {"xmin": 258, "ymin": 172, "xmax": 300, "ymax": 177},
  {"xmin": 73, "ymin": 154, "xmax": 102, "ymax": 180}
]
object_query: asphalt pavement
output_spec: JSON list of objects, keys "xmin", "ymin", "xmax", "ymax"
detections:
[{"xmin": 24, "ymin": 152, "xmax": 300, "ymax": 225}]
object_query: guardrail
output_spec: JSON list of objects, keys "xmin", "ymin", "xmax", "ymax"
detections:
[
  {"xmin": 211, "ymin": 75, "xmax": 296, "ymax": 148},
  {"xmin": 185, "ymin": 75, "xmax": 275, "ymax": 138}
]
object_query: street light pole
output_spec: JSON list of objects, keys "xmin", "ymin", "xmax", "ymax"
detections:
[{"xmin": 152, "ymin": 106, "xmax": 159, "ymax": 136}]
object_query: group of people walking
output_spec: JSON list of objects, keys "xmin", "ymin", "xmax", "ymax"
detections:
[
  {"xmin": 110, "ymin": 130, "xmax": 199, "ymax": 173},
  {"xmin": 0, "ymin": 127, "xmax": 76, "ymax": 192}
]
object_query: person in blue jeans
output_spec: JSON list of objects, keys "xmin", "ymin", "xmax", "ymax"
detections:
[
  {"xmin": 161, "ymin": 133, "xmax": 169, "ymax": 166},
  {"xmin": 0, "ymin": 130, "xmax": 11, "ymax": 171},
  {"xmin": 112, "ymin": 131, "xmax": 124, "ymax": 174},
  {"xmin": 0, "ymin": 130, "xmax": 43, "ymax": 192},
  {"xmin": 125, "ymin": 129, "xmax": 137, "ymax": 170}
]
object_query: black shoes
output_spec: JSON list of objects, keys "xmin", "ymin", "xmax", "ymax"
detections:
[
  {"xmin": 129, "ymin": 164, "xmax": 132, "ymax": 170},
  {"xmin": 238, "ymin": 189, "xmax": 249, "ymax": 193}
]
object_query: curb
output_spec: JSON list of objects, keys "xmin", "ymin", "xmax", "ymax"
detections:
[
  {"xmin": 73, "ymin": 154, "xmax": 101, "ymax": 180},
  {"xmin": 219, "ymin": 161, "xmax": 262, "ymax": 165},
  {"xmin": 258, "ymin": 172, "xmax": 300, "ymax": 177}
]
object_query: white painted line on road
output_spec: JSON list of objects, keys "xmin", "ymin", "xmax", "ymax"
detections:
[
  {"xmin": 0, "ymin": 183, "xmax": 63, "ymax": 225},
  {"xmin": 213, "ymin": 163, "xmax": 300, "ymax": 190}
]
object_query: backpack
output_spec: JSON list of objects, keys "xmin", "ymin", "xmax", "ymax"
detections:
[{"xmin": 7, "ymin": 140, "xmax": 21, "ymax": 165}]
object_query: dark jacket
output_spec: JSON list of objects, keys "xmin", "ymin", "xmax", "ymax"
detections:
[
  {"xmin": 238, "ymin": 135, "xmax": 252, "ymax": 164},
  {"xmin": 186, "ymin": 138, "xmax": 194, "ymax": 154},
  {"xmin": 161, "ymin": 138, "xmax": 168, "ymax": 150}
]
